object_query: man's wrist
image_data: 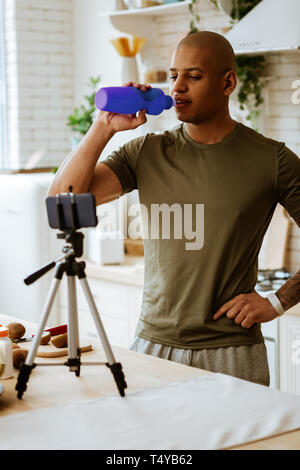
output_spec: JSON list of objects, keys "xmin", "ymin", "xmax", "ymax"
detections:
[
  {"xmin": 267, "ymin": 292, "xmax": 285, "ymax": 316},
  {"xmin": 93, "ymin": 113, "xmax": 116, "ymax": 138}
]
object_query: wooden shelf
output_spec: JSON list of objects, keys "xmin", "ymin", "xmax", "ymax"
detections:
[
  {"xmin": 98, "ymin": 2, "xmax": 190, "ymax": 83},
  {"xmin": 98, "ymin": 1, "xmax": 191, "ymax": 18}
]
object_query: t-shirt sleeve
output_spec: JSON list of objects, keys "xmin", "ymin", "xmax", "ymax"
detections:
[
  {"xmin": 275, "ymin": 143, "xmax": 300, "ymax": 227},
  {"xmin": 101, "ymin": 134, "xmax": 148, "ymax": 194}
]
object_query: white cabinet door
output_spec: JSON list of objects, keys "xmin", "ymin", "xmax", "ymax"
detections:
[
  {"xmin": 127, "ymin": 285, "xmax": 143, "ymax": 346},
  {"xmin": 279, "ymin": 314, "xmax": 300, "ymax": 395},
  {"xmin": 58, "ymin": 276, "xmax": 143, "ymax": 348}
]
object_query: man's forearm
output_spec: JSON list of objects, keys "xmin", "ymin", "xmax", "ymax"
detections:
[
  {"xmin": 276, "ymin": 217, "xmax": 300, "ymax": 312},
  {"xmin": 48, "ymin": 117, "xmax": 115, "ymax": 196},
  {"xmin": 276, "ymin": 267, "xmax": 300, "ymax": 312}
]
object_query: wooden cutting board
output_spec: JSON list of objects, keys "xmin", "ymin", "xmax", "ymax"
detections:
[
  {"xmin": 262, "ymin": 204, "xmax": 291, "ymax": 270},
  {"xmin": 20, "ymin": 342, "xmax": 93, "ymax": 358}
]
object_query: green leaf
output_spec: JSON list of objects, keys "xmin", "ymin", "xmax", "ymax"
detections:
[
  {"xmin": 235, "ymin": 52, "xmax": 266, "ymax": 127},
  {"xmin": 67, "ymin": 75, "xmax": 101, "ymax": 136}
]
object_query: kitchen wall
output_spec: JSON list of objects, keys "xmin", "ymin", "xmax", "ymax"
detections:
[
  {"xmin": 3, "ymin": 0, "xmax": 74, "ymax": 169},
  {"xmin": 8, "ymin": 0, "xmax": 133, "ymax": 169},
  {"xmin": 73, "ymin": 0, "xmax": 117, "ymax": 106},
  {"xmin": 3, "ymin": 0, "xmax": 129, "ymax": 169},
  {"xmin": 72, "ymin": 0, "xmax": 146, "ymax": 160},
  {"xmin": 2, "ymin": 0, "xmax": 300, "ymax": 272}
]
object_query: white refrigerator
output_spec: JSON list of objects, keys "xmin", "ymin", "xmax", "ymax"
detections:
[{"xmin": 0, "ymin": 173, "xmax": 62, "ymax": 325}]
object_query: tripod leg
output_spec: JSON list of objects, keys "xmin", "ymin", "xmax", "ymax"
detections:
[
  {"xmin": 16, "ymin": 275, "xmax": 62, "ymax": 399},
  {"xmin": 79, "ymin": 278, "xmax": 116, "ymax": 363},
  {"xmin": 79, "ymin": 277, "xmax": 127, "ymax": 397},
  {"xmin": 66, "ymin": 275, "xmax": 81, "ymax": 376}
]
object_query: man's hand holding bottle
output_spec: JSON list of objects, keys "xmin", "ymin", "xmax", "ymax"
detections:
[{"xmin": 96, "ymin": 81, "xmax": 151, "ymax": 133}]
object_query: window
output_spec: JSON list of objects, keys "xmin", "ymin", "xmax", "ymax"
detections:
[{"xmin": 0, "ymin": 0, "xmax": 6, "ymax": 169}]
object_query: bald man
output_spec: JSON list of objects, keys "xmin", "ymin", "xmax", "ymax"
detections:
[{"xmin": 49, "ymin": 31, "xmax": 300, "ymax": 387}]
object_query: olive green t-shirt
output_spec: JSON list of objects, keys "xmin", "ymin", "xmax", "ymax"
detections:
[{"xmin": 101, "ymin": 122, "xmax": 300, "ymax": 349}]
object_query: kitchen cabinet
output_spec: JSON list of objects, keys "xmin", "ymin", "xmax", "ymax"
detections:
[
  {"xmin": 279, "ymin": 306, "xmax": 300, "ymax": 396},
  {"xmin": 261, "ymin": 318, "xmax": 279, "ymax": 389},
  {"xmin": 58, "ymin": 258, "xmax": 144, "ymax": 348}
]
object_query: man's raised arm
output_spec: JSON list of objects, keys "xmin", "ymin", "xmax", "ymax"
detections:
[{"xmin": 48, "ymin": 82, "xmax": 149, "ymax": 205}]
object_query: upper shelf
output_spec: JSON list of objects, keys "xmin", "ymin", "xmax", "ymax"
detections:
[
  {"xmin": 98, "ymin": 0, "xmax": 191, "ymax": 18},
  {"xmin": 98, "ymin": 1, "xmax": 192, "ymax": 60}
]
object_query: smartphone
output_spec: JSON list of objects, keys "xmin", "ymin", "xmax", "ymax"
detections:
[{"xmin": 46, "ymin": 193, "xmax": 98, "ymax": 230}]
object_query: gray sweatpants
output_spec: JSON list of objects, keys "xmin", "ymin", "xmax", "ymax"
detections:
[{"xmin": 129, "ymin": 336, "xmax": 270, "ymax": 386}]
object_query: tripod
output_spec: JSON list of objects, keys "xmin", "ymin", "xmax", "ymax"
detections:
[{"xmin": 16, "ymin": 228, "xmax": 127, "ymax": 399}]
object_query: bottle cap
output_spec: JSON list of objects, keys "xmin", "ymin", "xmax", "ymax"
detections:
[
  {"xmin": 165, "ymin": 95, "xmax": 175, "ymax": 110},
  {"xmin": 0, "ymin": 327, "xmax": 9, "ymax": 338}
]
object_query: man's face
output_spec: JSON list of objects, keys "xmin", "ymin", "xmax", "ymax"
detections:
[{"xmin": 169, "ymin": 45, "xmax": 227, "ymax": 124}]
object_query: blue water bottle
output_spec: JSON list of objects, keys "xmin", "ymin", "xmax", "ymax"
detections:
[{"xmin": 95, "ymin": 86, "xmax": 175, "ymax": 116}]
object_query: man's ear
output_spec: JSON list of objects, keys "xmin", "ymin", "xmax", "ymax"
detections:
[{"xmin": 223, "ymin": 70, "xmax": 237, "ymax": 96}]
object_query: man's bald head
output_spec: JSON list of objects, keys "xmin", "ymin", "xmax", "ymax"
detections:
[
  {"xmin": 176, "ymin": 31, "xmax": 236, "ymax": 76},
  {"xmin": 169, "ymin": 31, "xmax": 237, "ymax": 124}
]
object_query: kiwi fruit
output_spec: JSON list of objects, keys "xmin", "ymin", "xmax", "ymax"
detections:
[
  {"xmin": 7, "ymin": 322, "xmax": 26, "ymax": 340},
  {"xmin": 40, "ymin": 331, "xmax": 51, "ymax": 345},
  {"xmin": 13, "ymin": 349, "xmax": 28, "ymax": 369},
  {"xmin": 51, "ymin": 332, "xmax": 68, "ymax": 348}
]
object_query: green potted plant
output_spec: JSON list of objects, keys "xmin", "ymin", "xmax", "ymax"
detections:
[
  {"xmin": 228, "ymin": 1, "xmax": 266, "ymax": 127},
  {"xmin": 188, "ymin": 0, "xmax": 219, "ymax": 33},
  {"xmin": 67, "ymin": 75, "xmax": 101, "ymax": 150}
]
